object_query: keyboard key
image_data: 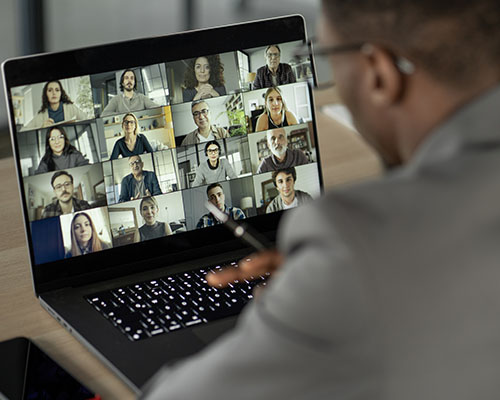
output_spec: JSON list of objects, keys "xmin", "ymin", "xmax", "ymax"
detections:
[{"xmin": 85, "ymin": 259, "xmax": 262, "ymax": 341}]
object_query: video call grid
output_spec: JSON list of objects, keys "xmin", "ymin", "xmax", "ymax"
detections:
[{"xmin": 11, "ymin": 41, "xmax": 320, "ymax": 265}]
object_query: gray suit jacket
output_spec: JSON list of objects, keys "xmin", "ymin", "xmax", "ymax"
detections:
[{"xmin": 141, "ymin": 85, "xmax": 500, "ymax": 400}]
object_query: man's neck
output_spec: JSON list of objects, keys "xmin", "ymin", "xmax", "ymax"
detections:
[
  {"xmin": 58, "ymin": 199, "xmax": 72, "ymax": 213},
  {"xmin": 124, "ymin": 89, "xmax": 134, "ymax": 99},
  {"xmin": 273, "ymin": 150, "xmax": 287, "ymax": 164},
  {"xmin": 133, "ymin": 172, "xmax": 143, "ymax": 181},
  {"xmin": 282, "ymin": 192, "xmax": 295, "ymax": 206},
  {"xmin": 396, "ymin": 72, "xmax": 500, "ymax": 164},
  {"xmin": 198, "ymin": 126, "xmax": 211, "ymax": 137},
  {"xmin": 268, "ymin": 65, "xmax": 278, "ymax": 75},
  {"xmin": 208, "ymin": 159, "xmax": 218, "ymax": 167}
]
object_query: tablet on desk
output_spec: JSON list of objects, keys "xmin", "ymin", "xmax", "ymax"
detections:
[{"xmin": 0, "ymin": 337, "xmax": 99, "ymax": 400}]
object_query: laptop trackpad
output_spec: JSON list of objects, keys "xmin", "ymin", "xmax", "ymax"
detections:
[{"xmin": 193, "ymin": 317, "xmax": 237, "ymax": 344}]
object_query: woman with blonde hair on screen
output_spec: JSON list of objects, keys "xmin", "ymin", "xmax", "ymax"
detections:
[
  {"xmin": 255, "ymin": 86, "xmax": 298, "ymax": 132},
  {"xmin": 110, "ymin": 113, "xmax": 154, "ymax": 159},
  {"xmin": 138, "ymin": 196, "xmax": 172, "ymax": 241}
]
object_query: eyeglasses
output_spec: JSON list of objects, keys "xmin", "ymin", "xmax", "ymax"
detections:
[
  {"xmin": 206, "ymin": 148, "xmax": 219, "ymax": 154},
  {"xmin": 53, "ymin": 181, "xmax": 72, "ymax": 190},
  {"xmin": 123, "ymin": 120, "xmax": 136, "ymax": 126},
  {"xmin": 266, "ymin": 52, "xmax": 280, "ymax": 58},
  {"xmin": 49, "ymin": 135, "xmax": 65, "ymax": 142},
  {"xmin": 129, "ymin": 160, "xmax": 142, "ymax": 166},
  {"xmin": 294, "ymin": 38, "xmax": 415, "ymax": 89},
  {"xmin": 192, "ymin": 109, "xmax": 209, "ymax": 118}
]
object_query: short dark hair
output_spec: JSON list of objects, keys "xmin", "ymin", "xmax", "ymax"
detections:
[
  {"xmin": 265, "ymin": 44, "xmax": 281, "ymax": 55},
  {"xmin": 272, "ymin": 167, "xmax": 296, "ymax": 186},
  {"xmin": 51, "ymin": 170, "xmax": 73, "ymax": 187},
  {"xmin": 206, "ymin": 183, "xmax": 223, "ymax": 196},
  {"xmin": 322, "ymin": 0, "xmax": 500, "ymax": 86},
  {"xmin": 120, "ymin": 69, "xmax": 137, "ymax": 91},
  {"xmin": 191, "ymin": 99, "xmax": 208, "ymax": 110},
  {"xmin": 204, "ymin": 140, "xmax": 221, "ymax": 155}
]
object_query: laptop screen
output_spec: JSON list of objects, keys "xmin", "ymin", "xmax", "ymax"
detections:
[{"xmin": 3, "ymin": 16, "xmax": 323, "ymax": 291}]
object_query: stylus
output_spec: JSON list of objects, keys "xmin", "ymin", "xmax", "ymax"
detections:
[{"xmin": 205, "ymin": 201, "xmax": 269, "ymax": 252}]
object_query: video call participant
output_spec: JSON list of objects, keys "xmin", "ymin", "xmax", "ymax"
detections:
[
  {"xmin": 110, "ymin": 113, "xmax": 154, "ymax": 160},
  {"xmin": 35, "ymin": 126, "xmax": 89, "ymax": 174},
  {"xmin": 65, "ymin": 212, "xmax": 111, "ymax": 257},
  {"xmin": 182, "ymin": 55, "xmax": 227, "ymax": 102},
  {"xmin": 192, "ymin": 140, "xmax": 237, "ymax": 187},
  {"xmin": 101, "ymin": 69, "xmax": 159, "ymax": 116},
  {"xmin": 23, "ymin": 80, "xmax": 88, "ymax": 130},
  {"xmin": 119, "ymin": 155, "xmax": 162, "ymax": 202},
  {"xmin": 41, "ymin": 171, "xmax": 91, "ymax": 219},
  {"xmin": 181, "ymin": 100, "xmax": 230, "ymax": 146},
  {"xmin": 138, "ymin": 196, "xmax": 172, "ymax": 241},
  {"xmin": 196, "ymin": 183, "xmax": 245, "ymax": 228},
  {"xmin": 256, "ymin": 128, "xmax": 308, "ymax": 173},
  {"xmin": 266, "ymin": 167, "xmax": 312, "ymax": 213},
  {"xmin": 253, "ymin": 45, "xmax": 297, "ymax": 90},
  {"xmin": 255, "ymin": 86, "xmax": 298, "ymax": 132}
]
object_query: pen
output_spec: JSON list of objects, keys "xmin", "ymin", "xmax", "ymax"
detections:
[{"xmin": 205, "ymin": 201, "xmax": 269, "ymax": 252}]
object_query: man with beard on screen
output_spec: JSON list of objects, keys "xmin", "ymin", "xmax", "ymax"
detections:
[{"xmin": 256, "ymin": 127, "xmax": 308, "ymax": 173}]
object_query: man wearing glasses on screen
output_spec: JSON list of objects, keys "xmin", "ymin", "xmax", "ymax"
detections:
[
  {"xmin": 119, "ymin": 155, "xmax": 162, "ymax": 203},
  {"xmin": 253, "ymin": 45, "xmax": 297, "ymax": 90},
  {"xmin": 180, "ymin": 100, "xmax": 229, "ymax": 146},
  {"xmin": 41, "ymin": 171, "xmax": 90, "ymax": 219}
]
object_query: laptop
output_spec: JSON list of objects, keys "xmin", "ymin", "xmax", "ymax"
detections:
[{"xmin": 2, "ymin": 15, "xmax": 323, "ymax": 394}]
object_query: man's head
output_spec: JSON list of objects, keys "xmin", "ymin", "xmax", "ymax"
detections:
[
  {"xmin": 207, "ymin": 183, "xmax": 225, "ymax": 211},
  {"xmin": 191, "ymin": 100, "xmax": 211, "ymax": 130},
  {"xmin": 272, "ymin": 168, "xmax": 296, "ymax": 202},
  {"xmin": 267, "ymin": 128, "xmax": 288, "ymax": 159},
  {"xmin": 129, "ymin": 155, "xmax": 144, "ymax": 177},
  {"xmin": 265, "ymin": 45, "xmax": 281, "ymax": 71},
  {"xmin": 120, "ymin": 69, "xmax": 137, "ymax": 92},
  {"xmin": 319, "ymin": 0, "xmax": 500, "ymax": 167},
  {"xmin": 51, "ymin": 171, "xmax": 74, "ymax": 204},
  {"xmin": 204, "ymin": 140, "xmax": 221, "ymax": 163}
]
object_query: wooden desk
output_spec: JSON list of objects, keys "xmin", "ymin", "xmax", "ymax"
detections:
[{"xmin": 0, "ymin": 92, "xmax": 381, "ymax": 399}]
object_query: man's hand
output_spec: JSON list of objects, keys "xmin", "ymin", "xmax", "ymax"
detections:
[
  {"xmin": 42, "ymin": 118, "xmax": 55, "ymax": 127},
  {"xmin": 206, "ymin": 249, "xmax": 284, "ymax": 288}
]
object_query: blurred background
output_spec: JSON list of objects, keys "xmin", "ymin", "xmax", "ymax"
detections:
[{"xmin": 0, "ymin": 0, "xmax": 321, "ymax": 158}]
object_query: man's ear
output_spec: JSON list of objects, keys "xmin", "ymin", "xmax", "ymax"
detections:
[{"xmin": 361, "ymin": 44, "xmax": 405, "ymax": 107}]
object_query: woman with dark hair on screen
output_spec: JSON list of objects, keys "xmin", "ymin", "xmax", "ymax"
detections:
[
  {"xmin": 110, "ymin": 113, "xmax": 154, "ymax": 159},
  {"xmin": 23, "ymin": 80, "xmax": 88, "ymax": 130},
  {"xmin": 255, "ymin": 86, "xmax": 298, "ymax": 132},
  {"xmin": 182, "ymin": 55, "xmax": 227, "ymax": 102},
  {"xmin": 138, "ymin": 196, "xmax": 172, "ymax": 241},
  {"xmin": 35, "ymin": 126, "xmax": 89, "ymax": 174},
  {"xmin": 66, "ymin": 212, "xmax": 111, "ymax": 257}
]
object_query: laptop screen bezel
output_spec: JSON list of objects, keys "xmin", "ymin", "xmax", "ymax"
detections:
[{"xmin": 2, "ymin": 15, "xmax": 324, "ymax": 295}]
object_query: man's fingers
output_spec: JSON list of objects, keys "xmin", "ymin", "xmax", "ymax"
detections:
[
  {"xmin": 206, "ymin": 250, "xmax": 284, "ymax": 288},
  {"xmin": 206, "ymin": 267, "xmax": 242, "ymax": 288}
]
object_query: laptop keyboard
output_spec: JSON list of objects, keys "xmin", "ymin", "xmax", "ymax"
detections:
[{"xmin": 85, "ymin": 262, "xmax": 267, "ymax": 341}]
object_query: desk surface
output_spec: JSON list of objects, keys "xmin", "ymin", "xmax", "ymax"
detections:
[{"xmin": 0, "ymin": 93, "xmax": 381, "ymax": 399}]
